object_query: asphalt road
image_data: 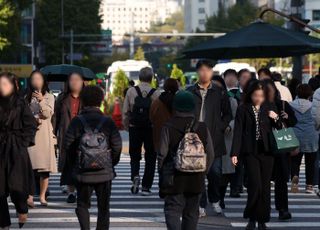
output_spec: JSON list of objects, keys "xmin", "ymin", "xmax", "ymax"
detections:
[{"xmin": 7, "ymin": 131, "xmax": 320, "ymax": 229}]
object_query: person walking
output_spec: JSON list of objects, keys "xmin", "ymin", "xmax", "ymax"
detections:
[
  {"xmin": 158, "ymin": 90, "xmax": 215, "ymax": 230},
  {"xmin": 63, "ymin": 86, "xmax": 122, "ymax": 230},
  {"xmin": 211, "ymin": 75, "xmax": 238, "ymax": 207},
  {"xmin": 263, "ymin": 79, "xmax": 297, "ymax": 220},
  {"xmin": 55, "ymin": 72, "xmax": 84, "ymax": 203},
  {"xmin": 25, "ymin": 70, "xmax": 57, "ymax": 207},
  {"xmin": 290, "ymin": 84, "xmax": 319, "ymax": 193},
  {"xmin": 223, "ymin": 69, "xmax": 240, "ymax": 102},
  {"xmin": 231, "ymin": 81, "xmax": 280, "ymax": 230},
  {"xmin": 0, "ymin": 72, "xmax": 37, "ymax": 229},
  {"xmin": 238, "ymin": 69, "xmax": 253, "ymax": 102},
  {"xmin": 187, "ymin": 60, "xmax": 232, "ymax": 216},
  {"xmin": 150, "ymin": 78, "xmax": 179, "ymax": 153},
  {"xmin": 257, "ymin": 68, "xmax": 272, "ymax": 81},
  {"xmin": 123, "ymin": 67, "xmax": 161, "ymax": 195}
]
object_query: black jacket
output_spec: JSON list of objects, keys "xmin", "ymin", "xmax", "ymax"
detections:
[
  {"xmin": 158, "ymin": 112, "xmax": 214, "ymax": 197},
  {"xmin": 187, "ymin": 83, "xmax": 232, "ymax": 157},
  {"xmin": 231, "ymin": 103, "xmax": 280, "ymax": 157},
  {"xmin": 63, "ymin": 107, "xmax": 122, "ymax": 184},
  {"xmin": 269, "ymin": 100, "xmax": 297, "ymax": 128}
]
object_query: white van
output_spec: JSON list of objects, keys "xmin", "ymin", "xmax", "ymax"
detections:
[
  {"xmin": 213, "ymin": 62, "xmax": 257, "ymax": 77},
  {"xmin": 106, "ymin": 60, "xmax": 152, "ymax": 92}
]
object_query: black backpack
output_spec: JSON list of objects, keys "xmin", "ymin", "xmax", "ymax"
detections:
[
  {"xmin": 78, "ymin": 116, "xmax": 111, "ymax": 171},
  {"xmin": 130, "ymin": 86, "xmax": 156, "ymax": 127}
]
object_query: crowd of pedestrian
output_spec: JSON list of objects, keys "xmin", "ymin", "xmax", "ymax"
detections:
[{"xmin": 1, "ymin": 60, "xmax": 320, "ymax": 230}]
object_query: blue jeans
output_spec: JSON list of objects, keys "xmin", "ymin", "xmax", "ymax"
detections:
[{"xmin": 200, "ymin": 156, "xmax": 222, "ymax": 208}]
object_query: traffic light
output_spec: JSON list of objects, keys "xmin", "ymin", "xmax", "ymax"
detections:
[
  {"xmin": 167, "ymin": 63, "xmax": 172, "ymax": 69},
  {"xmin": 18, "ymin": 78, "xmax": 27, "ymax": 89}
]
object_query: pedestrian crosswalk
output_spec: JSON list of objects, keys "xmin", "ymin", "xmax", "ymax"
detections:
[{"xmin": 7, "ymin": 155, "xmax": 320, "ymax": 229}]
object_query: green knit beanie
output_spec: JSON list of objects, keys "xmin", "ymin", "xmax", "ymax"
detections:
[{"xmin": 173, "ymin": 90, "xmax": 195, "ymax": 112}]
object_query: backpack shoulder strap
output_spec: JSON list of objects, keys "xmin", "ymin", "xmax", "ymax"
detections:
[
  {"xmin": 134, "ymin": 86, "xmax": 143, "ymax": 97},
  {"xmin": 146, "ymin": 88, "xmax": 156, "ymax": 98},
  {"xmin": 78, "ymin": 115, "xmax": 93, "ymax": 133},
  {"xmin": 94, "ymin": 116, "xmax": 108, "ymax": 133}
]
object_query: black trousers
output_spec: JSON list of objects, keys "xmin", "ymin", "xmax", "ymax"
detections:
[
  {"xmin": 76, "ymin": 181, "xmax": 111, "ymax": 230},
  {"xmin": 273, "ymin": 153, "xmax": 290, "ymax": 212},
  {"xmin": 0, "ymin": 193, "xmax": 28, "ymax": 228},
  {"xmin": 129, "ymin": 127, "xmax": 156, "ymax": 189},
  {"xmin": 164, "ymin": 193, "xmax": 201, "ymax": 230},
  {"xmin": 244, "ymin": 153, "xmax": 274, "ymax": 223},
  {"xmin": 291, "ymin": 152, "xmax": 317, "ymax": 185}
]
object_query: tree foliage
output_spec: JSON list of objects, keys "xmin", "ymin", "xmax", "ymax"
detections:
[
  {"xmin": 0, "ymin": 0, "xmax": 14, "ymax": 49},
  {"xmin": 170, "ymin": 64, "xmax": 186, "ymax": 88},
  {"xmin": 36, "ymin": 0, "xmax": 102, "ymax": 66},
  {"xmin": 134, "ymin": 46, "xmax": 145, "ymax": 61},
  {"xmin": 112, "ymin": 69, "xmax": 129, "ymax": 100}
]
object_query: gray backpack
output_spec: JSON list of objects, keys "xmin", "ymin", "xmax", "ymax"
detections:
[
  {"xmin": 175, "ymin": 121, "xmax": 207, "ymax": 173},
  {"xmin": 78, "ymin": 116, "xmax": 110, "ymax": 171}
]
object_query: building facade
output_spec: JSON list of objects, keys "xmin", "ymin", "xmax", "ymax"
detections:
[
  {"xmin": 184, "ymin": 0, "xmax": 236, "ymax": 32},
  {"xmin": 304, "ymin": 0, "xmax": 320, "ymax": 29},
  {"xmin": 102, "ymin": 0, "xmax": 180, "ymax": 39}
]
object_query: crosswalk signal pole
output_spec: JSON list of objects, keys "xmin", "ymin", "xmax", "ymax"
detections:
[{"xmin": 70, "ymin": 29, "xmax": 74, "ymax": 65}]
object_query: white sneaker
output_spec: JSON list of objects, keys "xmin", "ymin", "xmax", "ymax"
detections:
[
  {"xmin": 212, "ymin": 201, "xmax": 222, "ymax": 214},
  {"xmin": 199, "ymin": 207, "xmax": 206, "ymax": 218}
]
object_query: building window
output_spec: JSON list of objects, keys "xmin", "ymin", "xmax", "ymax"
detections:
[
  {"xmin": 199, "ymin": 19, "xmax": 206, "ymax": 25},
  {"xmin": 313, "ymin": 10, "xmax": 320, "ymax": 21},
  {"xmin": 198, "ymin": 8, "xmax": 205, "ymax": 14}
]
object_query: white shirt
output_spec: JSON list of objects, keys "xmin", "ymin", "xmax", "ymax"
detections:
[{"xmin": 275, "ymin": 81, "xmax": 293, "ymax": 102}]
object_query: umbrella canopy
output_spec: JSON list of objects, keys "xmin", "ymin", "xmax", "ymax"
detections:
[
  {"xmin": 183, "ymin": 20, "xmax": 320, "ymax": 59},
  {"xmin": 40, "ymin": 64, "xmax": 95, "ymax": 81}
]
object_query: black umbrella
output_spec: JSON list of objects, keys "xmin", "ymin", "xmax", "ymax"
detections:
[
  {"xmin": 183, "ymin": 20, "xmax": 320, "ymax": 59},
  {"xmin": 40, "ymin": 64, "xmax": 95, "ymax": 81}
]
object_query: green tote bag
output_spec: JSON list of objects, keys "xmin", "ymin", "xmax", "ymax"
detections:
[{"xmin": 270, "ymin": 127, "xmax": 300, "ymax": 154}]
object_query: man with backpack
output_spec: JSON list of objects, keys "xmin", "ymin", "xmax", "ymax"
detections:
[
  {"xmin": 123, "ymin": 67, "xmax": 161, "ymax": 195},
  {"xmin": 158, "ymin": 90, "xmax": 215, "ymax": 230},
  {"xmin": 63, "ymin": 86, "xmax": 122, "ymax": 230}
]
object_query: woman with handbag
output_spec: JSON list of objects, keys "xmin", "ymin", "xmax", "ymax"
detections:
[
  {"xmin": 0, "ymin": 72, "xmax": 37, "ymax": 228},
  {"xmin": 263, "ymin": 79, "xmax": 297, "ymax": 220},
  {"xmin": 231, "ymin": 81, "xmax": 280, "ymax": 230},
  {"xmin": 290, "ymin": 84, "xmax": 319, "ymax": 194}
]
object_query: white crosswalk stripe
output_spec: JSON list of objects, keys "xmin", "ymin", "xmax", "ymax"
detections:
[{"xmin": 8, "ymin": 154, "xmax": 320, "ymax": 229}]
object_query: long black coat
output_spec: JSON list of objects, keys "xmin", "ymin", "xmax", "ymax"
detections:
[
  {"xmin": 0, "ymin": 97, "xmax": 37, "ymax": 198},
  {"xmin": 158, "ymin": 113, "xmax": 215, "ymax": 197},
  {"xmin": 54, "ymin": 93, "xmax": 81, "ymax": 185},
  {"xmin": 187, "ymin": 84, "xmax": 232, "ymax": 157},
  {"xmin": 231, "ymin": 103, "xmax": 280, "ymax": 157}
]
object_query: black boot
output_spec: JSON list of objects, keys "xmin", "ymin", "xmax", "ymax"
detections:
[
  {"xmin": 246, "ymin": 220, "xmax": 256, "ymax": 230},
  {"xmin": 279, "ymin": 210, "xmax": 292, "ymax": 221},
  {"xmin": 258, "ymin": 222, "xmax": 267, "ymax": 230}
]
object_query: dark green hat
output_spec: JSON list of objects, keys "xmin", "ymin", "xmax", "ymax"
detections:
[{"xmin": 173, "ymin": 90, "xmax": 195, "ymax": 112}]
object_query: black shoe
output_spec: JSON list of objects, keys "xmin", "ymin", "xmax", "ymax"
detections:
[
  {"xmin": 279, "ymin": 210, "xmax": 292, "ymax": 221},
  {"xmin": 66, "ymin": 193, "xmax": 76, "ymax": 203},
  {"xmin": 219, "ymin": 200, "xmax": 225, "ymax": 209},
  {"xmin": 258, "ymin": 222, "xmax": 267, "ymax": 230},
  {"xmin": 246, "ymin": 220, "xmax": 256, "ymax": 230},
  {"xmin": 131, "ymin": 176, "xmax": 140, "ymax": 194},
  {"xmin": 19, "ymin": 223, "xmax": 25, "ymax": 228},
  {"xmin": 230, "ymin": 191, "xmax": 241, "ymax": 198}
]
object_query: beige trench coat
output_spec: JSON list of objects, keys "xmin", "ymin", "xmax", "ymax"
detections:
[{"xmin": 28, "ymin": 93, "xmax": 57, "ymax": 173}]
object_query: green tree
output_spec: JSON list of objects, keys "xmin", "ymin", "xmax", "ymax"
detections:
[
  {"xmin": 134, "ymin": 46, "xmax": 145, "ymax": 61},
  {"xmin": 170, "ymin": 64, "xmax": 186, "ymax": 88},
  {"xmin": 112, "ymin": 69, "xmax": 129, "ymax": 101},
  {"xmin": 0, "ymin": 0, "xmax": 14, "ymax": 49},
  {"xmin": 36, "ymin": 0, "xmax": 102, "ymax": 66}
]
